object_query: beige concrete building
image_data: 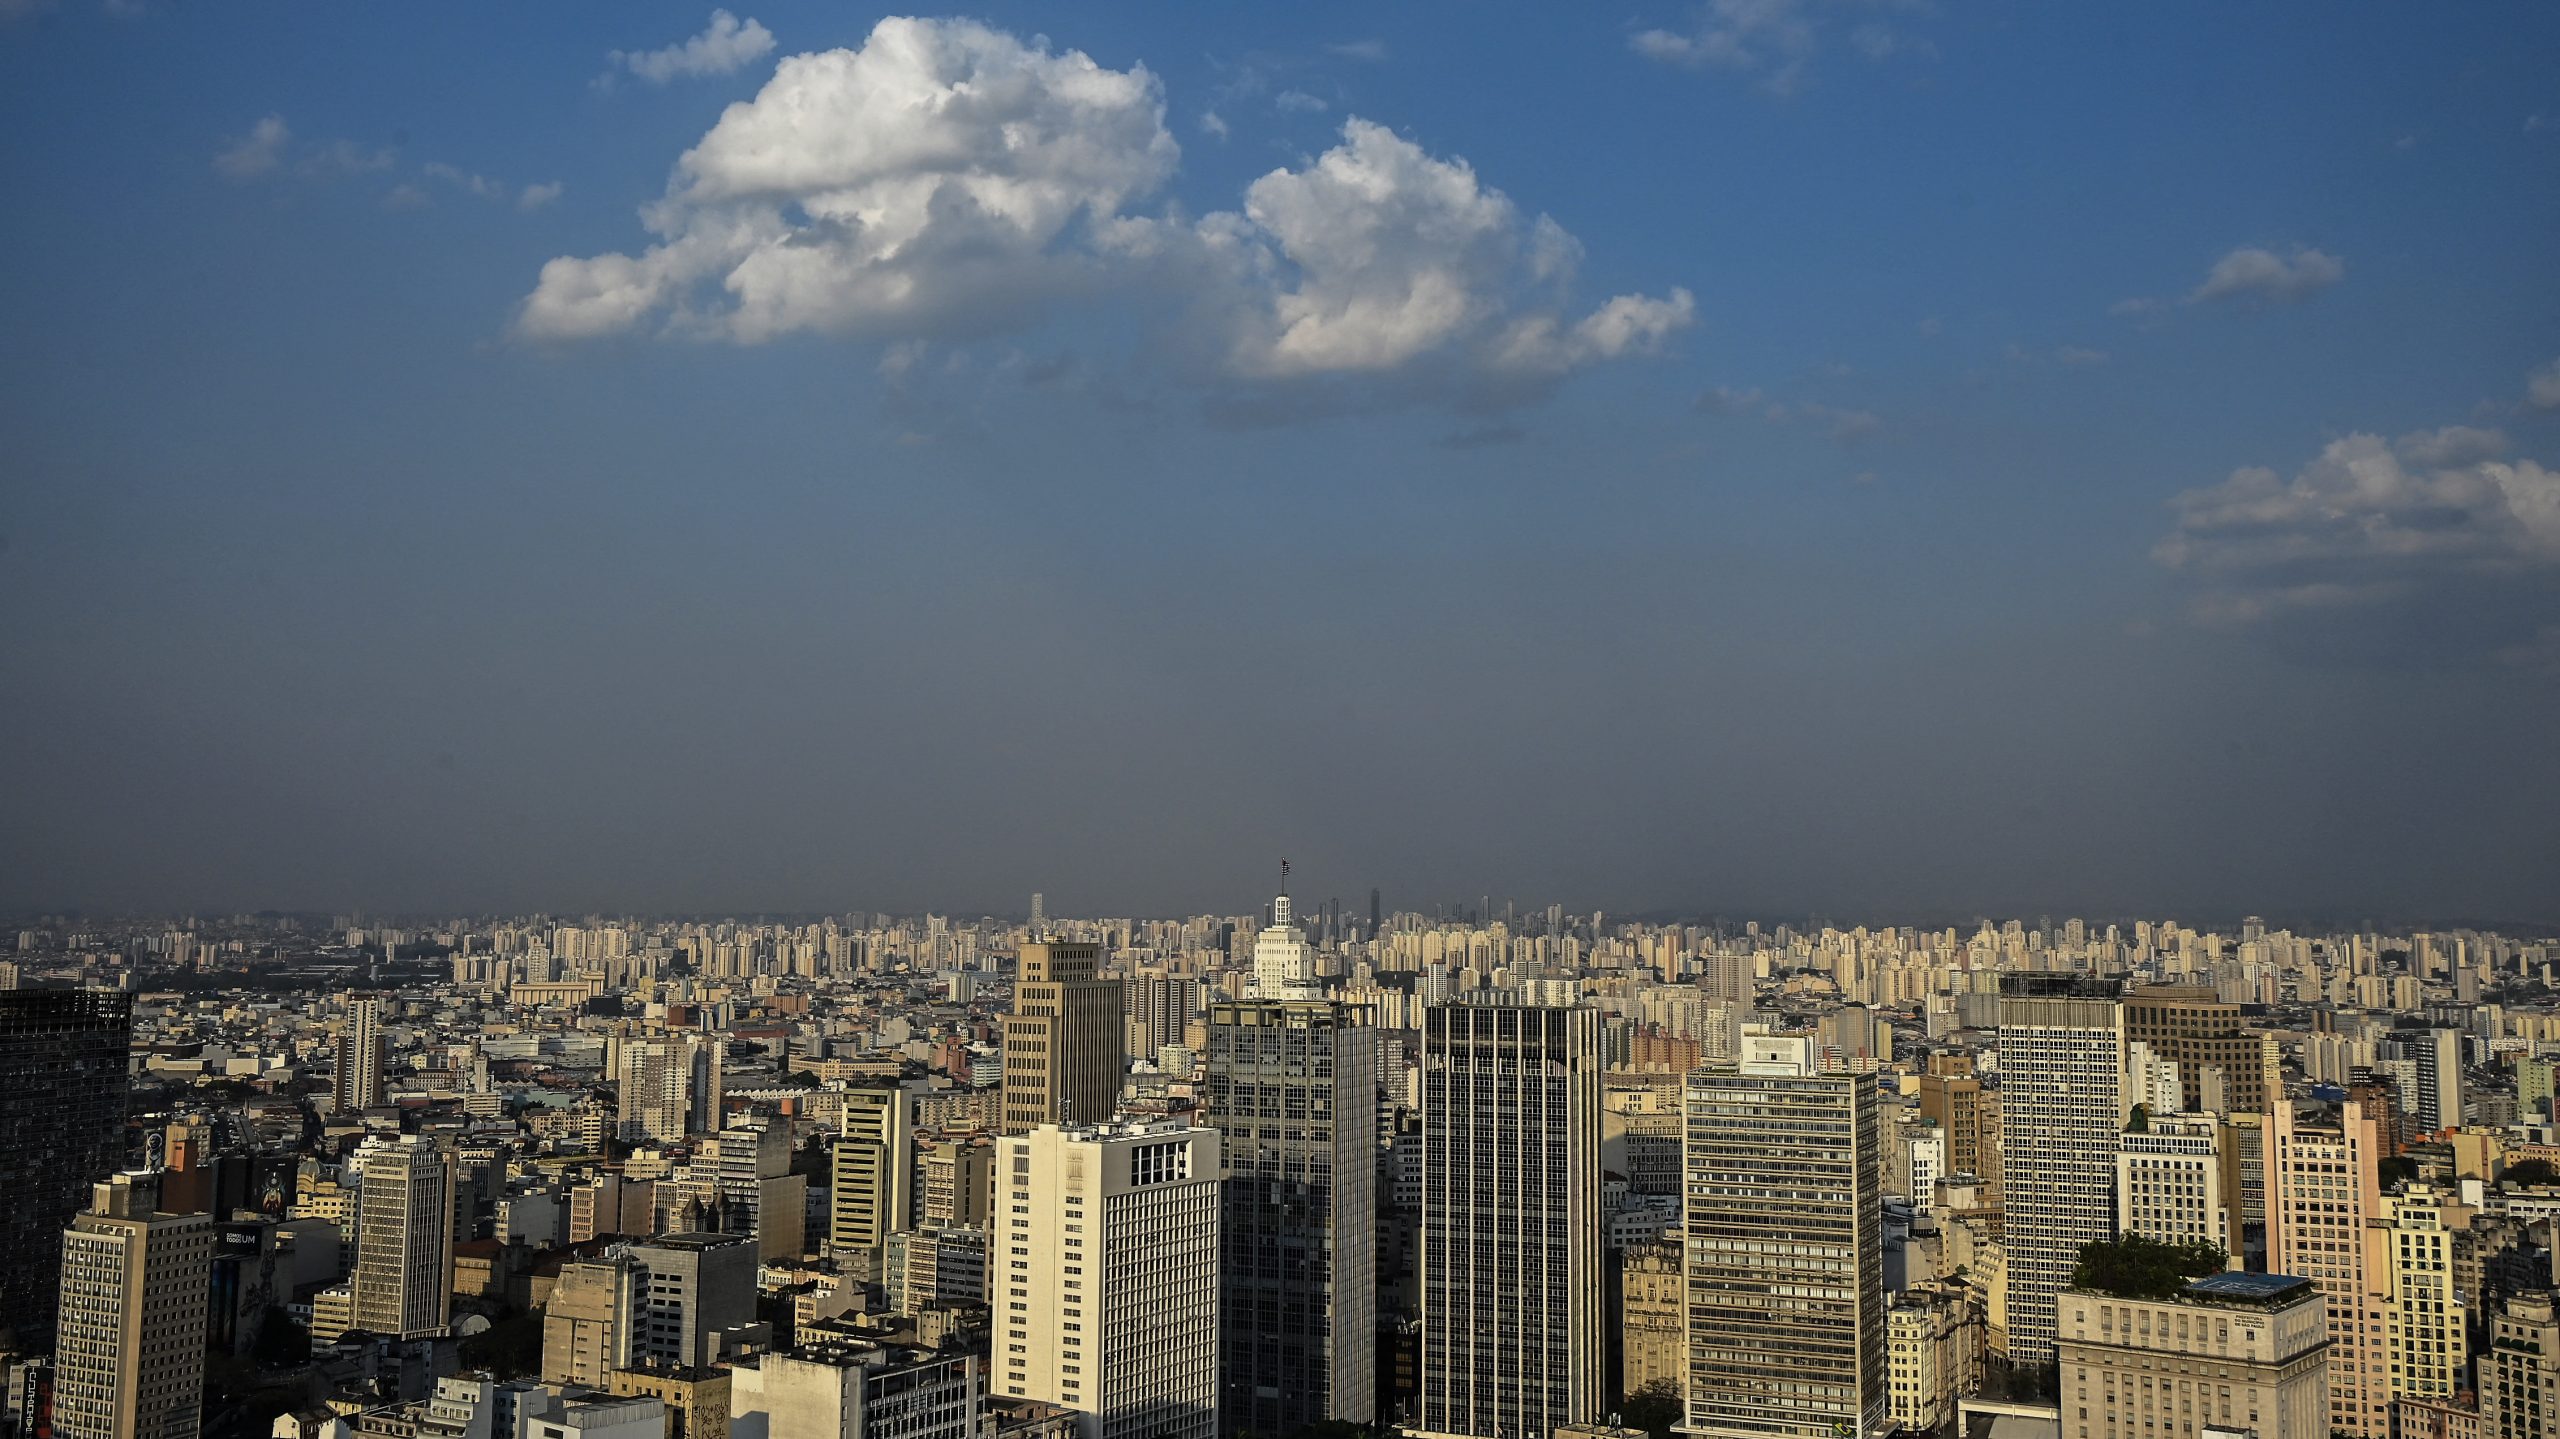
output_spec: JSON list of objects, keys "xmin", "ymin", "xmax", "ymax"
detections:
[
  {"xmin": 2385, "ymin": 1186, "xmax": 2466, "ymax": 1405},
  {"xmin": 2057, "ymin": 1272, "xmax": 2329, "ymax": 1439},
  {"xmin": 1616, "ymin": 1238, "xmax": 1684, "ymax": 1403},
  {"xmin": 830, "ymin": 1086, "xmax": 912, "ymax": 1276},
  {"xmin": 350, "ymin": 1135, "xmax": 455, "ymax": 1338},
  {"xmin": 2481, "ymin": 1292, "xmax": 2560, "ymax": 1439},
  {"xmin": 52, "ymin": 1172, "xmax": 214, "ymax": 1439},
  {"xmin": 2268, "ymin": 1101, "xmax": 2391, "ymax": 1439},
  {"xmin": 607, "ymin": 1365, "xmax": 731, "ymax": 1439},
  {"xmin": 2122, "ymin": 984, "xmax": 2280, "ymax": 1116},
  {"xmin": 1887, "ymin": 1284, "xmax": 1985, "ymax": 1436},
  {"xmin": 993, "ymin": 1121, "xmax": 1220, "ymax": 1439},
  {"xmin": 543, "ymin": 1255, "xmax": 638, "ymax": 1386},
  {"xmin": 920, "ymin": 1138, "xmax": 992, "ymax": 1229},
  {"xmin": 1002, "ymin": 942, "xmax": 1125, "ymax": 1135},
  {"xmin": 730, "ymin": 1344, "xmax": 982, "ymax": 1439}
]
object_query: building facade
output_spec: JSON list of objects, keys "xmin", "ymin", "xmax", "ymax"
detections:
[
  {"xmin": 2056, "ymin": 1272, "xmax": 2328, "ymax": 1439},
  {"xmin": 52, "ymin": 1172, "xmax": 213, "ymax": 1439},
  {"xmin": 2266, "ymin": 1101, "xmax": 2391, "ymax": 1439},
  {"xmin": 0, "ymin": 989, "xmax": 134, "ymax": 1348},
  {"xmin": 1002, "ymin": 943, "xmax": 1124, "ymax": 1136},
  {"xmin": 1204, "ymin": 999, "xmax": 1378, "ymax": 1437},
  {"xmin": 1417, "ymin": 999, "xmax": 1603, "ymax": 1439},
  {"xmin": 1680, "ymin": 1033, "xmax": 1886, "ymax": 1439},
  {"xmin": 993, "ymin": 1122, "xmax": 1221, "ymax": 1439},
  {"xmin": 1998, "ymin": 973, "xmax": 2126, "ymax": 1368},
  {"xmin": 351, "ymin": 1135, "xmax": 455, "ymax": 1338}
]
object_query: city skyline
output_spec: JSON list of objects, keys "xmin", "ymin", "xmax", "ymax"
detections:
[{"xmin": 2, "ymin": 2, "xmax": 2555, "ymax": 921}]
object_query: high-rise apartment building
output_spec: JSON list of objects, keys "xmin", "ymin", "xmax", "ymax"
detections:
[
  {"xmin": 2380, "ymin": 1029, "xmax": 2465, "ymax": 1136},
  {"xmin": 2481, "ymin": 1292, "xmax": 2560, "ymax": 1439},
  {"xmin": 831, "ymin": 1087, "xmax": 913, "ymax": 1277},
  {"xmin": 618, "ymin": 1034, "xmax": 723, "ymax": 1145},
  {"xmin": 1617, "ymin": 1238, "xmax": 1686, "ymax": 1403},
  {"xmin": 2267, "ymin": 1101, "xmax": 2390, "ymax": 1439},
  {"xmin": 1680, "ymin": 1033, "xmax": 1885, "ymax": 1439},
  {"xmin": 351, "ymin": 1135, "xmax": 455, "ymax": 1338},
  {"xmin": 1998, "ymin": 973, "xmax": 2125, "ymax": 1368},
  {"xmin": 711, "ymin": 1117, "xmax": 805, "ymax": 1260},
  {"xmin": 51, "ymin": 1172, "xmax": 213, "ymax": 1439},
  {"xmin": 2382, "ymin": 1186, "xmax": 2464, "ymax": 1404},
  {"xmin": 1914, "ymin": 1072, "xmax": 2001, "ymax": 1194},
  {"xmin": 1204, "ymin": 999, "xmax": 1378, "ymax": 1437},
  {"xmin": 1002, "ymin": 942, "xmax": 1124, "ymax": 1135},
  {"xmin": 2057, "ymin": 1272, "xmax": 2329, "ymax": 1439},
  {"xmin": 2122, "ymin": 985, "xmax": 2279, "ymax": 1116},
  {"xmin": 1417, "ymin": 999, "xmax": 1603, "ymax": 1439},
  {"xmin": 920, "ymin": 1139, "xmax": 992, "ymax": 1230},
  {"xmin": 992, "ymin": 1121, "xmax": 1221, "ymax": 1439},
  {"xmin": 0, "ymin": 989, "xmax": 134, "ymax": 1348},
  {"xmin": 335, "ymin": 994, "xmax": 388, "ymax": 1113}
]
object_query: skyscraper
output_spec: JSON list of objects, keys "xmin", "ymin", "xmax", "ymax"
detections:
[
  {"xmin": 993, "ymin": 1121, "xmax": 1222, "ymax": 1439},
  {"xmin": 1997, "ymin": 972, "xmax": 2125, "ymax": 1369},
  {"xmin": 1205, "ymin": 999, "xmax": 1378, "ymax": 1436},
  {"xmin": 1418, "ymin": 997, "xmax": 1603, "ymax": 1439},
  {"xmin": 0, "ymin": 989, "xmax": 134, "ymax": 1349},
  {"xmin": 1680, "ymin": 1032, "xmax": 1886, "ymax": 1439},
  {"xmin": 830, "ymin": 1086, "xmax": 913, "ymax": 1277},
  {"xmin": 1002, "ymin": 941, "xmax": 1123, "ymax": 1135},
  {"xmin": 617, "ymin": 1033, "xmax": 723, "ymax": 1144},
  {"xmin": 350, "ymin": 1135, "xmax": 455, "ymax": 1338},
  {"xmin": 2267, "ymin": 1100, "xmax": 2390, "ymax": 1439},
  {"xmin": 334, "ymin": 994, "xmax": 387, "ymax": 1113},
  {"xmin": 51, "ymin": 1171, "xmax": 213, "ymax": 1439}
]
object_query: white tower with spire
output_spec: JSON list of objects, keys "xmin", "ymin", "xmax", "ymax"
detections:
[{"xmin": 1252, "ymin": 862, "xmax": 1320, "ymax": 1000}]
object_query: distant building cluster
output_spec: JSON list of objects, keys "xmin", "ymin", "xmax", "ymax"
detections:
[{"xmin": 1, "ymin": 901, "xmax": 2558, "ymax": 1439}]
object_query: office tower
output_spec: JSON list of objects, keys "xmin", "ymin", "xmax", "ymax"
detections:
[
  {"xmin": 1204, "ymin": 1000, "xmax": 1378, "ymax": 1436},
  {"xmin": 1031, "ymin": 893, "xmax": 1046, "ymax": 935},
  {"xmin": 891, "ymin": 1223, "xmax": 988, "ymax": 1314},
  {"xmin": 335, "ymin": 994, "xmax": 388, "ymax": 1113},
  {"xmin": 2480, "ymin": 1293, "xmax": 2560, "ymax": 1439},
  {"xmin": 542, "ymin": 1255, "xmax": 639, "ymax": 1386},
  {"xmin": 627, "ymin": 1233, "xmax": 763, "ymax": 1368},
  {"xmin": 992, "ymin": 1121, "xmax": 1221, "ymax": 1439},
  {"xmin": 1914, "ymin": 1071, "xmax": 2001, "ymax": 1194},
  {"xmin": 1370, "ymin": 889, "xmax": 1381, "ymax": 936},
  {"xmin": 1002, "ymin": 942, "xmax": 1123, "ymax": 1135},
  {"xmin": 2122, "ymin": 985, "xmax": 2279, "ymax": 1116},
  {"xmin": 1418, "ymin": 998, "xmax": 1603, "ymax": 1439},
  {"xmin": 0, "ymin": 990, "xmax": 133, "ymax": 1348},
  {"xmin": 2268, "ymin": 1101, "xmax": 2390, "ymax": 1439},
  {"xmin": 920, "ymin": 1140, "xmax": 992, "ymax": 1230},
  {"xmin": 1997, "ymin": 973, "xmax": 2125, "ymax": 1368},
  {"xmin": 351, "ymin": 1135, "xmax": 455, "ymax": 1337},
  {"xmin": 731, "ymin": 1342, "xmax": 984, "ymax": 1439},
  {"xmin": 619, "ymin": 1034, "xmax": 724, "ymax": 1144},
  {"xmin": 2056, "ymin": 1273, "xmax": 2329, "ymax": 1439},
  {"xmin": 831, "ymin": 1087, "xmax": 913, "ymax": 1277},
  {"xmin": 2381, "ymin": 1029, "xmax": 2465, "ymax": 1135},
  {"xmin": 712, "ymin": 1117, "xmax": 806, "ymax": 1260},
  {"xmin": 1125, "ymin": 973, "xmax": 1198, "ymax": 1064},
  {"xmin": 1680, "ymin": 1033, "xmax": 1885, "ymax": 1439},
  {"xmin": 1250, "ymin": 894, "xmax": 1319, "ymax": 1000},
  {"xmin": 2383, "ymin": 1186, "xmax": 2464, "ymax": 1404},
  {"xmin": 51, "ymin": 1172, "xmax": 214, "ymax": 1439},
  {"xmin": 2115, "ymin": 1114, "xmax": 2232, "ymax": 1252}
]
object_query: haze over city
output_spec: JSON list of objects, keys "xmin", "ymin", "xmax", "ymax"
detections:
[{"xmin": 4, "ymin": 2, "xmax": 2556, "ymax": 921}]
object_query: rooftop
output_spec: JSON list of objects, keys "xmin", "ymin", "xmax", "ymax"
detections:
[{"xmin": 2183, "ymin": 1272, "xmax": 2316, "ymax": 1307}]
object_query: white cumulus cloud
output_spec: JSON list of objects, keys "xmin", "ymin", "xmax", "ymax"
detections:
[
  {"xmin": 609, "ymin": 9, "xmax": 776, "ymax": 84},
  {"xmin": 2187, "ymin": 245, "xmax": 2345, "ymax": 305},
  {"xmin": 519, "ymin": 18, "xmax": 1690, "ymax": 413},
  {"xmin": 2155, "ymin": 427, "xmax": 2560, "ymax": 626}
]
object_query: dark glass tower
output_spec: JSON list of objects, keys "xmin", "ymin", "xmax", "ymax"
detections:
[
  {"xmin": 1207, "ymin": 1000, "xmax": 1379, "ymax": 1438},
  {"xmin": 0, "ymin": 989, "xmax": 133, "ymax": 1347}
]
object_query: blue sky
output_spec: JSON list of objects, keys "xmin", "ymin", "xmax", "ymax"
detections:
[{"xmin": 3, "ymin": 1, "xmax": 2556, "ymax": 922}]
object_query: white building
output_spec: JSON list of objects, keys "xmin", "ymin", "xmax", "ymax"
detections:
[
  {"xmin": 993, "ymin": 1121, "xmax": 1220, "ymax": 1439},
  {"xmin": 730, "ymin": 1342, "xmax": 982, "ymax": 1439},
  {"xmin": 2115, "ymin": 1115, "xmax": 2229, "ymax": 1253},
  {"xmin": 1250, "ymin": 894, "xmax": 1319, "ymax": 1000}
]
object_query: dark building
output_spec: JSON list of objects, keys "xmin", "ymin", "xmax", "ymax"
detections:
[
  {"xmin": 1205, "ymin": 1000, "xmax": 1379, "ymax": 1436},
  {"xmin": 0, "ymin": 990, "xmax": 133, "ymax": 1347}
]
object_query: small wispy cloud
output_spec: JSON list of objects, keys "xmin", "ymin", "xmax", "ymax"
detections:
[
  {"xmin": 2528, "ymin": 358, "xmax": 2560, "ymax": 412},
  {"xmin": 605, "ymin": 9, "xmax": 775, "ymax": 85},
  {"xmin": 1632, "ymin": 0, "xmax": 1934, "ymax": 97},
  {"xmin": 214, "ymin": 115, "xmax": 291, "ymax": 180},
  {"xmin": 1274, "ymin": 89, "xmax": 1329, "ymax": 115},
  {"xmin": 1328, "ymin": 39, "xmax": 1389, "ymax": 63},
  {"xmin": 1199, "ymin": 111, "xmax": 1231, "ymax": 142},
  {"xmin": 2188, "ymin": 245, "xmax": 2345, "ymax": 305},
  {"xmin": 518, "ymin": 181, "xmax": 565, "ymax": 212}
]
